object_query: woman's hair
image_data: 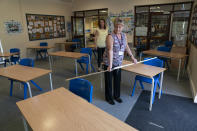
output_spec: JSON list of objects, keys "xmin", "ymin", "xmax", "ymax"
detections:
[
  {"xmin": 98, "ymin": 19, "xmax": 106, "ymax": 29},
  {"xmin": 114, "ymin": 17, "xmax": 124, "ymax": 26}
]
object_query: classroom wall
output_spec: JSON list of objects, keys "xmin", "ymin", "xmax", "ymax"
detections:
[
  {"xmin": 0, "ymin": 0, "xmax": 72, "ymax": 58},
  {"xmin": 187, "ymin": 0, "xmax": 197, "ymax": 102},
  {"xmin": 72, "ymin": 0, "xmax": 193, "ymax": 43}
]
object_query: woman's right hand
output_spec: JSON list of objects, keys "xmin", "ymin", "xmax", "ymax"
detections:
[{"xmin": 107, "ymin": 66, "xmax": 112, "ymax": 72}]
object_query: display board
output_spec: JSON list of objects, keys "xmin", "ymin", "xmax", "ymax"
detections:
[
  {"xmin": 190, "ymin": 5, "xmax": 197, "ymax": 47},
  {"xmin": 26, "ymin": 14, "xmax": 66, "ymax": 41},
  {"xmin": 107, "ymin": 10, "xmax": 134, "ymax": 34}
]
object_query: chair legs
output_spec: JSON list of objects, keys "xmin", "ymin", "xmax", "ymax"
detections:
[
  {"xmin": 131, "ymin": 80, "xmax": 137, "ymax": 96},
  {"xmin": 10, "ymin": 80, "xmax": 14, "ymax": 96},
  {"xmin": 30, "ymin": 80, "xmax": 42, "ymax": 91},
  {"xmin": 9, "ymin": 80, "xmax": 42, "ymax": 99},
  {"xmin": 79, "ymin": 63, "xmax": 84, "ymax": 71}
]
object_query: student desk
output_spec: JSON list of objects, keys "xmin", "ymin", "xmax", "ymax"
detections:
[
  {"xmin": 0, "ymin": 52, "xmax": 20, "ymax": 66},
  {"xmin": 0, "ymin": 65, "xmax": 53, "ymax": 98},
  {"xmin": 27, "ymin": 46, "xmax": 54, "ymax": 59},
  {"xmin": 141, "ymin": 49, "xmax": 187, "ymax": 81},
  {"xmin": 55, "ymin": 42, "xmax": 79, "ymax": 51},
  {"xmin": 16, "ymin": 87, "xmax": 137, "ymax": 131},
  {"xmin": 122, "ymin": 60, "xmax": 166, "ymax": 111},
  {"xmin": 48, "ymin": 51, "xmax": 90, "ymax": 76}
]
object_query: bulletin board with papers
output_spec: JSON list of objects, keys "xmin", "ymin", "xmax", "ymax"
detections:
[
  {"xmin": 26, "ymin": 14, "xmax": 66, "ymax": 41},
  {"xmin": 190, "ymin": 5, "xmax": 197, "ymax": 48}
]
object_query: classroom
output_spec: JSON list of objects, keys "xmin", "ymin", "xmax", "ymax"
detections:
[{"xmin": 0, "ymin": 0, "xmax": 197, "ymax": 130}]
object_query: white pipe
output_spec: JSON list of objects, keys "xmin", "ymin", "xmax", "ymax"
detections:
[{"xmin": 66, "ymin": 57, "xmax": 157, "ymax": 81}]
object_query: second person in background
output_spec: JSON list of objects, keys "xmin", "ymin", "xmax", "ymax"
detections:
[{"xmin": 94, "ymin": 19, "xmax": 108, "ymax": 71}]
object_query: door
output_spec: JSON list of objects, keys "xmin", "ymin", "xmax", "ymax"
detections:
[
  {"xmin": 71, "ymin": 16, "xmax": 85, "ymax": 47},
  {"xmin": 149, "ymin": 13, "xmax": 171, "ymax": 49}
]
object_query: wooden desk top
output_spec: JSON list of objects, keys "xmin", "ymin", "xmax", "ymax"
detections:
[
  {"xmin": 87, "ymin": 44, "xmax": 97, "ymax": 49},
  {"xmin": 143, "ymin": 50, "xmax": 188, "ymax": 59},
  {"xmin": 27, "ymin": 45, "xmax": 54, "ymax": 49},
  {"xmin": 48, "ymin": 51, "xmax": 88, "ymax": 59},
  {"xmin": 0, "ymin": 52, "xmax": 18, "ymax": 57},
  {"xmin": 16, "ymin": 87, "xmax": 137, "ymax": 131},
  {"xmin": 122, "ymin": 60, "xmax": 166, "ymax": 78},
  {"xmin": 55, "ymin": 42, "xmax": 78, "ymax": 45},
  {"xmin": 0, "ymin": 65, "xmax": 51, "ymax": 82}
]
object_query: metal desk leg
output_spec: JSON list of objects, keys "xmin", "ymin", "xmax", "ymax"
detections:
[
  {"xmin": 182, "ymin": 57, "xmax": 187, "ymax": 77},
  {"xmin": 22, "ymin": 116, "xmax": 28, "ymax": 131},
  {"xmin": 26, "ymin": 82, "xmax": 32, "ymax": 98},
  {"xmin": 149, "ymin": 78, "xmax": 154, "ymax": 111},
  {"xmin": 89, "ymin": 55, "xmax": 91, "ymax": 73},
  {"xmin": 49, "ymin": 55, "xmax": 52, "ymax": 70},
  {"xmin": 100, "ymin": 72, "xmax": 103, "ymax": 90},
  {"xmin": 75, "ymin": 59, "xmax": 78, "ymax": 76},
  {"xmin": 159, "ymin": 72, "xmax": 164, "ymax": 99},
  {"xmin": 140, "ymin": 52, "xmax": 142, "ymax": 61},
  {"xmin": 177, "ymin": 58, "xmax": 182, "ymax": 81},
  {"xmin": 49, "ymin": 73, "xmax": 53, "ymax": 91}
]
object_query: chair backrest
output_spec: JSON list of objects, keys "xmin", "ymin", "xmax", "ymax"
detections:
[
  {"xmin": 19, "ymin": 58, "xmax": 34, "ymax": 67},
  {"xmin": 143, "ymin": 58, "xmax": 164, "ymax": 68},
  {"xmin": 157, "ymin": 46, "xmax": 171, "ymax": 52},
  {"xmin": 10, "ymin": 48, "xmax": 20, "ymax": 53},
  {"xmin": 72, "ymin": 38, "xmax": 81, "ymax": 43},
  {"xmin": 80, "ymin": 48, "xmax": 92, "ymax": 59},
  {"xmin": 69, "ymin": 78, "xmax": 93, "ymax": 103},
  {"xmin": 40, "ymin": 42, "xmax": 48, "ymax": 46},
  {"xmin": 164, "ymin": 41, "xmax": 173, "ymax": 48}
]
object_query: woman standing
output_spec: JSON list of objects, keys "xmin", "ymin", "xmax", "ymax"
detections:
[
  {"xmin": 103, "ymin": 18, "xmax": 137, "ymax": 105},
  {"xmin": 94, "ymin": 19, "xmax": 108, "ymax": 71}
]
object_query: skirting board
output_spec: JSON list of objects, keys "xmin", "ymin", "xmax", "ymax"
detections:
[{"xmin": 187, "ymin": 67, "xmax": 197, "ymax": 103}]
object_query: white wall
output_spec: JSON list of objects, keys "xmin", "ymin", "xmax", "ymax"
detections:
[
  {"xmin": 187, "ymin": 0, "xmax": 197, "ymax": 102},
  {"xmin": 0, "ymin": 0, "xmax": 72, "ymax": 58},
  {"xmin": 72, "ymin": 0, "xmax": 194, "ymax": 43}
]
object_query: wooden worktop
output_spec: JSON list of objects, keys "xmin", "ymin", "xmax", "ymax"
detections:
[
  {"xmin": 48, "ymin": 51, "xmax": 88, "ymax": 59},
  {"xmin": 0, "ymin": 65, "xmax": 51, "ymax": 82},
  {"xmin": 17, "ymin": 87, "xmax": 137, "ymax": 131},
  {"xmin": 122, "ymin": 60, "xmax": 166, "ymax": 78}
]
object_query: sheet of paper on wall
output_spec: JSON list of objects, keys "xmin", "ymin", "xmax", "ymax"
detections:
[
  {"xmin": 57, "ymin": 17, "xmax": 60, "ymax": 20},
  {"xmin": 34, "ymin": 22, "xmax": 38, "ymax": 27},
  {"xmin": 28, "ymin": 25, "xmax": 32, "ymax": 29},
  {"xmin": 54, "ymin": 27, "xmax": 57, "ymax": 31},
  {"xmin": 39, "ymin": 28, "xmax": 43, "ymax": 33},
  {"xmin": 54, "ymin": 20, "xmax": 57, "ymax": 23},
  {"xmin": 57, "ymin": 22, "xmax": 60, "ymax": 25},
  {"xmin": 36, "ymin": 29, "xmax": 40, "ymax": 32},
  {"xmin": 32, "ymin": 29, "xmax": 37, "ymax": 33},
  {"xmin": 45, "ymin": 22, "xmax": 48, "ymax": 26},
  {"xmin": 41, "ymin": 21, "xmax": 44, "ymax": 27},
  {"xmin": 49, "ymin": 21, "xmax": 52, "ymax": 26},
  {"xmin": 45, "ymin": 27, "xmax": 49, "ymax": 32},
  {"xmin": 31, "ymin": 15, "xmax": 35, "ymax": 20},
  {"xmin": 29, "ymin": 22, "xmax": 33, "ymax": 26},
  {"xmin": 28, "ymin": 30, "xmax": 32, "ymax": 34}
]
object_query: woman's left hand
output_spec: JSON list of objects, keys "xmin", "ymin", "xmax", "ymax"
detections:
[{"xmin": 133, "ymin": 58, "xmax": 138, "ymax": 64}]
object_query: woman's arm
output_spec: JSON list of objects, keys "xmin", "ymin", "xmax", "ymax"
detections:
[
  {"xmin": 106, "ymin": 35, "xmax": 113, "ymax": 71},
  {"xmin": 125, "ymin": 36, "xmax": 137, "ymax": 64},
  {"xmin": 94, "ymin": 30, "xmax": 98, "ymax": 48}
]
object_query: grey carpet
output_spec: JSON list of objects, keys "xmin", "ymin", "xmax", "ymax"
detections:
[{"xmin": 125, "ymin": 91, "xmax": 197, "ymax": 131}]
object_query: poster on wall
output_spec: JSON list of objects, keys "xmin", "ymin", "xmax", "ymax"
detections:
[
  {"xmin": 107, "ymin": 10, "xmax": 134, "ymax": 34},
  {"xmin": 190, "ymin": 4, "xmax": 197, "ymax": 48},
  {"xmin": 4, "ymin": 20, "xmax": 22, "ymax": 34},
  {"xmin": 26, "ymin": 14, "xmax": 66, "ymax": 41}
]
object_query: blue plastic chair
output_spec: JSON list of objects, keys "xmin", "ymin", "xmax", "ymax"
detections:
[
  {"xmin": 9, "ymin": 58, "xmax": 42, "ymax": 99},
  {"xmin": 131, "ymin": 58, "xmax": 164, "ymax": 104},
  {"xmin": 164, "ymin": 41, "xmax": 173, "ymax": 49},
  {"xmin": 70, "ymin": 38, "xmax": 81, "ymax": 51},
  {"xmin": 69, "ymin": 78, "xmax": 93, "ymax": 103},
  {"xmin": 77, "ymin": 48, "xmax": 95, "ymax": 74},
  {"xmin": 157, "ymin": 46, "xmax": 171, "ymax": 69},
  {"xmin": 36, "ymin": 42, "xmax": 48, "ymax": 59},
  {"xmin": 4, "ymin": 48, "xmax": 20, "ymax": 67}
]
